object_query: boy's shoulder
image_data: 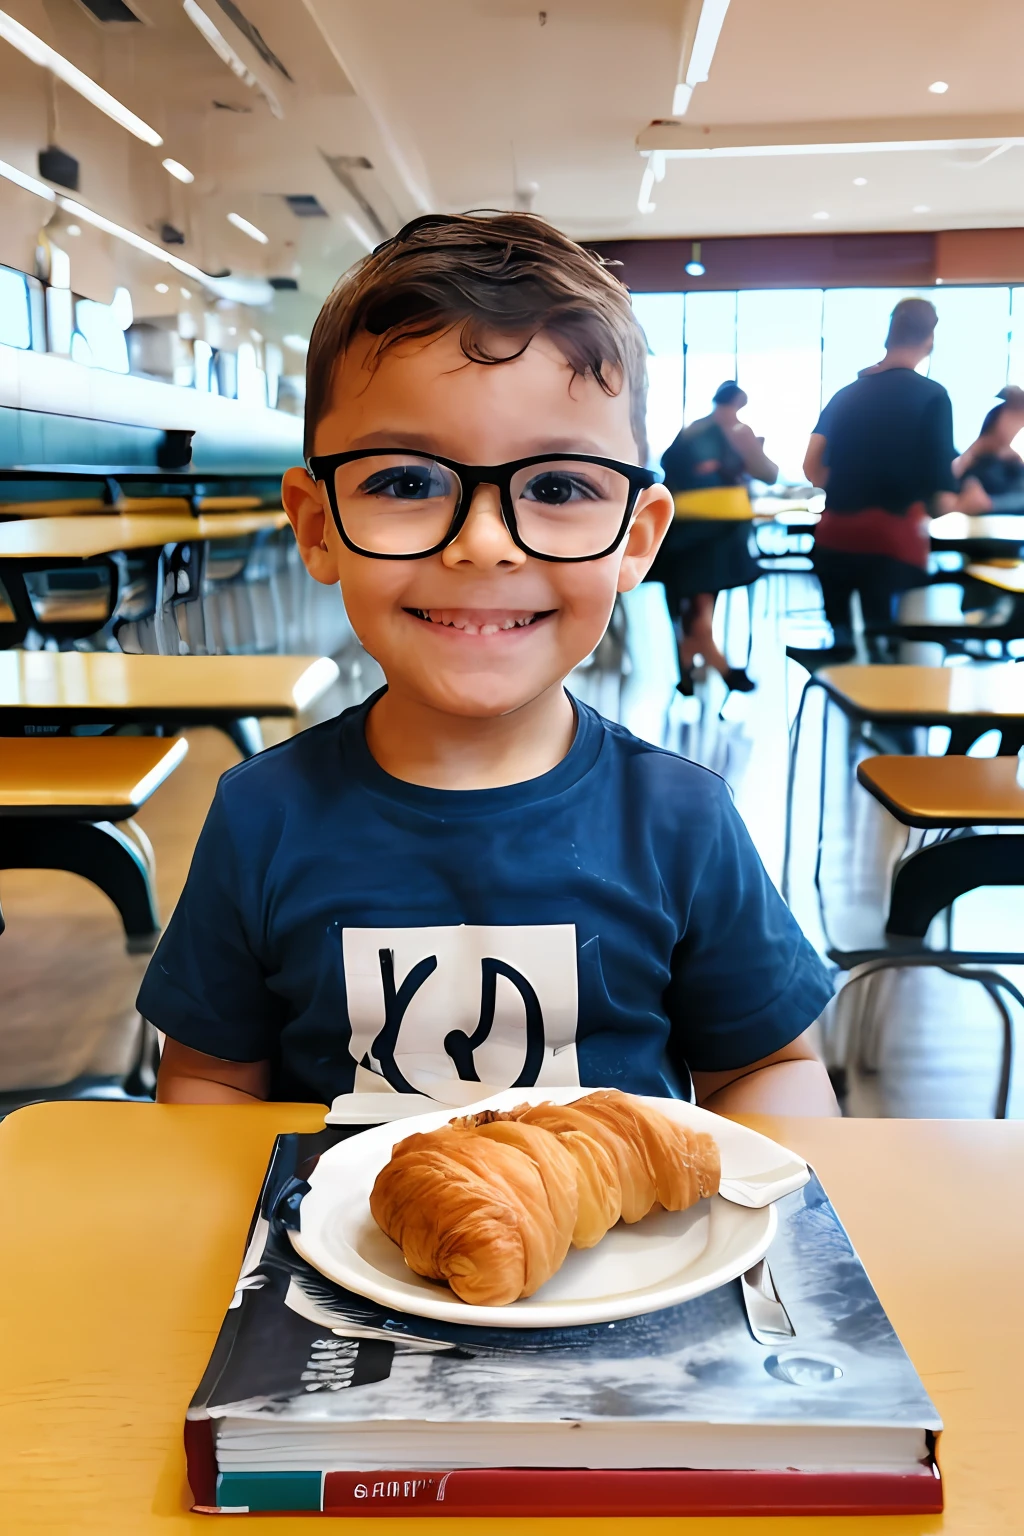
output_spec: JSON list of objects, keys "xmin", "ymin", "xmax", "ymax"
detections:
[
  {"xmin": 214, "ymin": 710, "xmax": 348, "ymax": 807},
  {"xmin": 580, "ymin": 702, "xmax": 733, "ymax": 812}
]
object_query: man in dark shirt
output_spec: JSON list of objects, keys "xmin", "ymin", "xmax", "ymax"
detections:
[{"xmin": 803, "ymin": 298, "xmax": 957, "ymax": 656}]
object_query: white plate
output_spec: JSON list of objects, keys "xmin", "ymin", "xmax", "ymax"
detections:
[{"xmin": 290, "ymin": 1088, "xmax": 801, "ymax": 1328}]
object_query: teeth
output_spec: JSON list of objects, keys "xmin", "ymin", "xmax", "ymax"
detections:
[{"xmin": 412, "ymin": 609, "xmax": 539, "ymax": 631}]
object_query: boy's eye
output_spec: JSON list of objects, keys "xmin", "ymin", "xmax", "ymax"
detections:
[
  {"xmin": 519, "ymin": 470, "xmax": 602, "ymax": 506},
  {"xmin": 358, "ymin": 463, "xmax": 453, "ymax": 500}
]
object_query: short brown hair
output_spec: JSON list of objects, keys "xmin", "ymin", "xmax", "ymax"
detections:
[
  {"xmin": 303, "ymin": 211, "xmax": 649, "ymax": 461},
  {"xmin": 885, "ymin": 297, "xmax": 938, "ymax": 349}
]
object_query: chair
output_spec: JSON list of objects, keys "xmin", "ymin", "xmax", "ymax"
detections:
[
  {"xmin": 0, "ymin": 736, "xmax": 188, "ymax": 953},
  {"xmin": 819, "ymin": 754, "xmax": 1024, "ymax": 1117}
]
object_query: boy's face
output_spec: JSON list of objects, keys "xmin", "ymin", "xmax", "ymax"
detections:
[{"xmin": 282, "ymin": 328, "xmax": 673, "ymax": 720}]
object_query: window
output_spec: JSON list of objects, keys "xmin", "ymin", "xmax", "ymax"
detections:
[
  {"xmin": 73, "ymin": 296, "xmax": 130, "ymax": 374},
  {"xmin": 637, "ymin": 283, "xmax": 1024, "ymax": 484},
  {"xmin": 736, "ymin": 290, "xmax": 823, "ymax": 482},
  {"xmin": 631, "ymin": 293, "xmax": 683, "ymax": 464},
  {"xmin": 0, "ymin": 265, "xmax": 32, "ymax": 350},
  {"xmin": 930, "ymin": 286, "xmax": 1013, "ymax": 451},
  {"xmin": 683, "ymin": 291, "xmax": 737, "ymax": 432}
]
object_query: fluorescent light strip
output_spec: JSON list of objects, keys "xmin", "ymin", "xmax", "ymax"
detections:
[
  {"xmin": 673, "ymin": 0, "xmax": 730, "ymax": 117},
  {"xmin": 182, "ymin": 0, "xmax": 283, "ymax": 119},
  {"xmin": 58, "ymin": 197, "xmax": 207, "ymax": 284},
  {"xmin": 637, "ymin": 163, "xmax": 657, "ymax": 214},
  {"xmin": 687, "ymin": 0, "xmax": 731, "ymax": 85},
  {"xmin": 657, "ymin": 135, "xmax": 1024, "ymax": 160},
  {"xmin": 344, "ymin": 214, "xmax": 376, "ymax": 253},
  {"xmin": 0, "ymin": 7, "xmax": 162, "ymax": 147},
  {"xmin": 0, "ymin": 156, "xmax": 56, "ymax": 201},
  {"xmin": 227, "ymin": 211, "xmax": 268, "ymax": 244},
  {"xmin": 162, "ymin": 157, "xmax": 194, "ymax": 184}
]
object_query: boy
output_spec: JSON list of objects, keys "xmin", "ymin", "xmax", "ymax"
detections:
[{"xmin": 145, "ymin": 212, "xmax": 837, "ymax": 1116}]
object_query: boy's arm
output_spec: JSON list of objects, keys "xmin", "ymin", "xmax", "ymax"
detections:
[
  {"xmin": 156, "ymin": 1039, "xmax": 270, "ymax": 1104},
  {"xmin": 691, "ymin": 1026, "xmax": 839, "ymax": 1117}
]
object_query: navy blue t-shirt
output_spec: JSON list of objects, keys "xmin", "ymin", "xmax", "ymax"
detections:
[{"xmin": 138, "ymin": 694, "xmax": 831, "ymax": 1104}]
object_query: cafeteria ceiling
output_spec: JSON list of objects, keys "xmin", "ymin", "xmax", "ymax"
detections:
[{"xmin": 1, "ymin": 0, "xmax": 1023, "ymax": 314}]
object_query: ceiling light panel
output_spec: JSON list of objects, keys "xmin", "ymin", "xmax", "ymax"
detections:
[
  {"xmin": 183, "ymin": 0, "xmax": 283, "ymax": 118},
  {"xmin": 227, "ymin": 210, "xmax": 268, "ymax": 243},
  {"xmin": 0, "ymin": 155, "xmax": 56, "ymax": 201},
  {"xmin": 0, "ymin": 7, "xmax": 162, "ymax": 145},
  {"xmin": 673, "ymin": 0, "xmax": 731, "ymax": 117},
  {"xmin": 162, "ymin": 158, "xmax": 194, "ymax": 183}
]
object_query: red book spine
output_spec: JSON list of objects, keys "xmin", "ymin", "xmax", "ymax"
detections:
[{"xmin": 319, "ymin": 1466, "xmax": 943, "ymax": 1517}]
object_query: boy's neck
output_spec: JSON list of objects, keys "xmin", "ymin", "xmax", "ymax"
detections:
[{"xmin": 364, "ymin": 682, "xmax": 578, "ymax": 791}]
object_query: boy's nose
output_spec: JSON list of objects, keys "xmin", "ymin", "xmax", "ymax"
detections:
[{"xmin": 442, "ymin": 483, "xmax": 527, "ymax": 569}]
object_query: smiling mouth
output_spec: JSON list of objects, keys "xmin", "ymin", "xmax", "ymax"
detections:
[{"xmin": 405, "ymin": 608, "xmax": 554, "ymax": 635}]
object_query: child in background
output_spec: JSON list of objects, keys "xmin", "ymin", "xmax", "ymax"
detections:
[{"xmin": 142, "ymin": 212, "xmax": 837, "ymax": 1116}]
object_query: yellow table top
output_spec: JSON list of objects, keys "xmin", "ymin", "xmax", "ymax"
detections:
[
  {"xmin": 965, "ymin": 561, "xmax": 1024, "ymax": 594},
  {"xmin": 0, "ymin": 512, "xmax": 289, "ymax": 559},
  {"xmin": 818, "ymin": 663, "xmax": 1024, "ymax": 721},
  {"xmin": 0, "ymin": 1105, "xmax": 1018, "ymax": 1533},
  {"xmin": 857, "ymin": 752, "xmax": 1024, "ymax": 827},
  {"xmin": 0, "ymin": 651, "xmax": 339, "ymax": 720},
  {"xmin": 0, "ymin": 494, "xmax": 267, "ymax": 519},
  {"xmin": 0, "ymin": 735, "xmax": 188, "ymax": 816}
]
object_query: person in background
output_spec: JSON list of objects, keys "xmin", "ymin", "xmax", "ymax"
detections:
[
  {"xmin": 803, "ymin": 298, "xmax": 957, "ymax": 659},
  {"xmin": 650, "ymin": 381, "xmax": 778, "ymax": 694},
  {"xmin": 954, "ymin": 387, "xmax": 1024, "ymax": 511}
]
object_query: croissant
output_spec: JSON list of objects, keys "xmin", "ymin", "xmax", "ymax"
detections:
[{"xmin": 369, "ymin": 1090, "xmax": 720, "ymax": 1307}]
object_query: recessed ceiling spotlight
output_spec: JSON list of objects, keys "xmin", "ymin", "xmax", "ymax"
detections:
[
  {"xmin": 853, "ymin": 177, "xmax": 867, "ymax": 186},
  {"xmin": 913, "ymin": 204, "xmax": 931, "ymax": 213},
  {"xmin": 811, "ymin": 211, "xmax": 829, "ymax": 220},
  {"xmin": 928, "ymin": 80, "xmax": 949, "ymax": 94},
  {"xmin": 66, "ymin": 223, "xmax": 81, "ymax": 235},
  {"xmin": 155, "ymin": 282, "xmax": 169, "ymax": 293},
  {"xmin": 162, "ymin": 158, "xmax": 194, "ymax": 184}
]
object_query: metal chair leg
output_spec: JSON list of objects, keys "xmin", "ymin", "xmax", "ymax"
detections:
[
  {"xmin": 832, "ymin": 954, "xmax": 1018, "ymax": 1119},
  {"xmin": 223, "ymin": 717, "xmax": 264, "ymax": 759}
]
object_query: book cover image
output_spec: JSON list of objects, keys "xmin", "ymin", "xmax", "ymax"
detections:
[{"xmin": 186, "ymin": 1126, "xmax": 942, "ymax": 1516}]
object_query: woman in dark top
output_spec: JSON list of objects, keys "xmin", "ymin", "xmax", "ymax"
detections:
[
  {"xmin": 803, "ymin": 298, "xmax": 956, "ymax": 659},
  {"xmin": 649, "ymin": 381, "xmax": 778, "ymax": 694},
  {"xmin": 954, "ymin": 389, "xmax": 1024, "ymax": 511}
]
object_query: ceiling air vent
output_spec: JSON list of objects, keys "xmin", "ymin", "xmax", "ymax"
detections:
[
  {"xmin": 74, "ymin": 0, "xmax": 144, "ymax": 22},
  {"xmin": 283, "ymin": 195, "xmax": 328, "ymax": 219}
]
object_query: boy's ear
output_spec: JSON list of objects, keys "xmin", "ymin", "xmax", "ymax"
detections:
[
  {"xmin": 281, "ymin": 468, "xmax": 341, "ymax": 587},
  {"xmin": 616, "ymin": 485, "xmax": 674, "ymax": 594}
]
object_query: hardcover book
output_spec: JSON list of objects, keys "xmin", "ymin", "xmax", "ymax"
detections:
[{"xmin": 185, "ymin": 1125, "xmax": 942, "ymax": 1517}]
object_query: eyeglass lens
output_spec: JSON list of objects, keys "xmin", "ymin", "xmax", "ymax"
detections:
[{"xmin": 331, "ymin": 453, "xmax": 632, "ymax": 557}]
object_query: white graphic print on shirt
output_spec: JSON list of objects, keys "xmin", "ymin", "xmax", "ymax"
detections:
[{"xmin": 342, "ymin": 924, "xmax": 580, "ymax": 1105}]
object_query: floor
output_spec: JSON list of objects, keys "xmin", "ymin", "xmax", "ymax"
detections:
[{"xmin": 1, "ymin": 565, "xmax": 1020, "ymax": 1118}]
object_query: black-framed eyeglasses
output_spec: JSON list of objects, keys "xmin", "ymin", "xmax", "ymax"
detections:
[{"xmin": 306, "ymin": 449, "xmax": 658, "ymax": 562}]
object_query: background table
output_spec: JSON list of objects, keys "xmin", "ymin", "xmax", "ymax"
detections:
[
  {"xmin": 0, "ymin": 1103, "xmax": 1020, "ymax": 1533},
  {"xmin": 0, "ymin": 650, "xmax": 339, "ymax": 732},
  {"xmin": 817, "ymin": 662, "xmax": 1024, "ymax": 727},
  {"xmin": 858, "ymin": 754, "xmax": 1024, "ymax": 827},
  {"xmin": 0, "ymin": 511, "xmax": 289, "ymax": 559}
]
